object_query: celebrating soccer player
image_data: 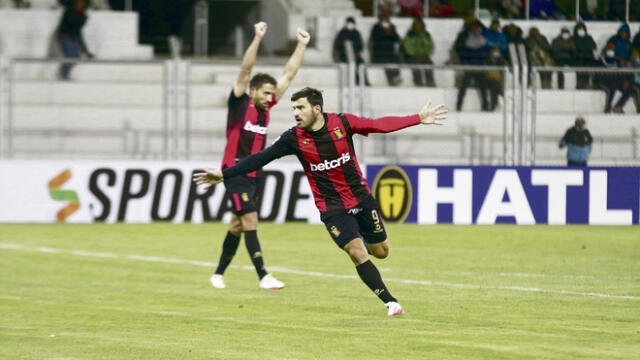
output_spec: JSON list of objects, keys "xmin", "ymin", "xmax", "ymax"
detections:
[
  {"xmin": 195, "ymin": 87, "xmax": 447, "ymax": 315},
  {"xmin": 210, "ymin": 22, "xmax": 310, "ymax": 291}
]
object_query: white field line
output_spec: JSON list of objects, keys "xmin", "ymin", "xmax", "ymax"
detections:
[{"xmin": 1, "ymin": 243, "xmax": 638, "ymax": 301}]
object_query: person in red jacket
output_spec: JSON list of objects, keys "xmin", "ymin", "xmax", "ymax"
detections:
[{"xmin": 194, "ymin": 87, "xmax": 448, "ymax": 316}]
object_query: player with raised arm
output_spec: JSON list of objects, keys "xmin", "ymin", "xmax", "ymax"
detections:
[
  {"xmin": 210, "ymin": 22, "xmax": 310, "ymax": 291},
  {"xmin": 195, "ymin": 87, "xmax": 447, "ymax": 316}
]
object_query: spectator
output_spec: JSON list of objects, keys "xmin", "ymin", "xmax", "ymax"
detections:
[
  {"xmin": 612, "ymin": 48, "xmax": 640, "ymax": 113},
  {"xmin": 530, "ymin": 0, "xmax": 562, "ymax": 20},
  {"xmin": 597, "ymin": 42, "xmax": 629, "ymax": 113},
  {"xmin": 485, "ymin": 46, "xmax": 508, "ymax": 111},
  {"xmin": 332, "ymin": 17, "xmax": 370, "ymax": 86},
  {"xmin": 450, "ymin": 0, "xmax": 474, "ymax": 17},
  {"xmin": 485, "ymin": 19, "xmax": 507, "ymax": 53},
  {"xmin": 398, "ymin": 0, "xmax": 423, "ymax": 17},
  {"xmin": 559, "ymin": 117, "xmax": 593, "ymax": 167},
  {"xmin": 525, "ymin": 27, "xmax": 553, "ymax": 89},
  {"xmin": 607, "ymin": 24, "xmax": 632, "ymax": 63},
  {"xmin": 500, "ymin": 0, "xmax": 524, "ymax": 19},
  {"xmin": 369, "ymin": 11, "xmax": 402, "ymax": 86},
  {"xmin": 551, "ymin": 27, "xmax": 576, "ymax": 89},
  {"xmin": 400, "ymin": 17, "xmax": 435, "ymax": 87},
  {"xmin": 502, "ymin": 22, "xmax": 524, "ymax": 45},
  {"xmin": 454, "ymin": 20, "xmax": 490, "ymax": 111},
  {"xmin": 609, "ymin": 0, "xmax": 627, "ymax": 21},
  {"xmin": 481, "ymin": 0, "xmax": 503, "ymax": 18},
  {"xmin": 502, "ymin": 22, "xmax": 524, "ymax": 65},
  {"xmin": 633, "ymin": 26, "xmax": 640, "ymax": 53},
  {"xmin": 55, "ymin": 0, "xmax": 94, "ymax": 81},
  {"xmin": 554, "ymin": 0, "xmax": 577, "ymax": 20},
  {"xmin": 573, "ymin": 22, "xmax": 598, "ymax": 89},
  {"xmin": 578, "ymin": 0, "xmax": 608, "ymax": 20},
  {"xmin": 429, "ymin": 0, "xmax": 455, "ymax": 18}
]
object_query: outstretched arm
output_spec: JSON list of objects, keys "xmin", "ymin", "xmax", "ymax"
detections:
[
  {"xmin": 275, "ymin": 28, "xmax": 310, "ymax": 101},
  {"xmin": 347, "ymin": 100, "xmax": 447, "ymax": 135},
  {"xmin": 193, "ymin": 134, "xmax": 294, "ymax": 189},
  {"xmin": 233, "ymin": 22, "xmax": 267, "ymax": 98}
]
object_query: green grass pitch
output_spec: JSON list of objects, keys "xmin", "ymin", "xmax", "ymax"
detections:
[{"xmin": 1, "ymin": 223, "xmax": 639, "ymax": 359}]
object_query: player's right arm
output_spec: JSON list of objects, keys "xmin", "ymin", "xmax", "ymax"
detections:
[
  {"xmin": 233, "ymin": 22, "xmax": 267, "ymax": 98},
  {"xmin": 193, "ymin": 131, "xmax": 295, "ymax": 189}
]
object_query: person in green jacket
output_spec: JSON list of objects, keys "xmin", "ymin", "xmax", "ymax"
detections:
[{"xmin": 400, "ymin": 17, "xmax": 436, "ymax": 87}]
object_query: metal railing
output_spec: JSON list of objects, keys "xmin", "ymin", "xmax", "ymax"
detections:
[
  {"xmin": 0, "ymin": 55, "xmax": 638, "ymax": 166},
  {"xmin": 0, "ymin": 56, "xmax": 344, "ymax": 160}
]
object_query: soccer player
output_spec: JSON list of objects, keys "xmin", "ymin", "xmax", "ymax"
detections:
[
  {"xmin": 194, "ymin": 87, "xmax": 447, "ymax": 316},
  {"xmin": 210, "ymin": 22, "xmax": 310, "ymax": 290}
]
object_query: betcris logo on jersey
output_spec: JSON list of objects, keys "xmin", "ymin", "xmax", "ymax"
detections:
[
  {"xmin": 309, "ymin": 153, "xmax": 351, "ymax": 171},
  {"xmin": 243, "ymin": 121, "xmax": 267, "ymax": 135}
]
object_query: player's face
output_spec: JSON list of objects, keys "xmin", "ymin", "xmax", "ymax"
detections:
[
  {"xmin": 292, "ymin": 98, "xmax": 319, "ymax": 130},
  {"xmin": 250, "ymin": 83, "xmax": 276, "ymax": 110}
]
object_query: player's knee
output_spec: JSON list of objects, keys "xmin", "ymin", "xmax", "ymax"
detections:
[
  {"xmin": 229, "ymin": 222, "xmax": 243, "ymax": 235},
  {"xmin": 344, "ymin": 241, "xmax": 368, "ymax": 264},
  {"xmin": 240, "ymin": 212, "xmax": 258, "ymax": 231},
  {"xmin": 370, "ymin": 244, "xmax": 389, "ymax": 259}
]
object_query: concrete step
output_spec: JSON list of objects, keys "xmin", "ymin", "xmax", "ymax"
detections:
[{"xmin": 11, "ymin": 81, "xmax": 342, "ymax": 108}]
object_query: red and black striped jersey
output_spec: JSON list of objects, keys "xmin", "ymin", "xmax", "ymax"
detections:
[
  {"xmin": 223, "ymin": 112, "xmax": 421, "ymax": 213},
  {"xmin": 221, "ymin": 90, "xmax": 277, "ymax": 178}
]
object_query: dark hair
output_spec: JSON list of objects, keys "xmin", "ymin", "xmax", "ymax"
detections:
[
  {"xmin": 291, "ymin": 87, "xmax": 324, "ymax": 111},
  {"xmin": 249, "ymin": 73, "xmax": 277, "ymax": 90}
]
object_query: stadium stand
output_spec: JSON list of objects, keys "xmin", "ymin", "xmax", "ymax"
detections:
[{"xmin": 0, "ymin": 4, "xmax": 638, "ymax": 165}]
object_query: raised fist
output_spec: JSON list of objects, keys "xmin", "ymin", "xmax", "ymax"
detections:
[
  {"xmin": 255, "ymin": 22, "xmax": 268, "ymax": 39},
  {"xmin": 296, "ymin": 28, "xmax": 310, "ymax": 45}
]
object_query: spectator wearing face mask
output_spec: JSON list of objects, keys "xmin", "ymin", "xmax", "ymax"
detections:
[
  {"xmin": 333, "ymin": 17, "xmax": 370, "ymax": 86},
  {"xmin": 559, "ymin": 117, "xmax": 593, "ymax": 167},
  {"xmin": 369, "ymin": 11, "xmax": 402, "ymax": 86},
  {"xmin": 597, "ymin": 42, "xmax": 630, "ymax": 113},
  {"xmin": 607, "ymin": 24, "xmax": 633, "ymax": 63},
  {"xmin": 573, "ymin": 22, "xmax": 597, "ymax": 89},
  {"xmin": 551, "ymin": 27, "xmax": 576, "ymax": 89}
]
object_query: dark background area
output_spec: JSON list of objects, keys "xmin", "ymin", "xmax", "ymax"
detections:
[{"xmin": 107, "ymin": 0, "xmax": 259, "ymax": 55}]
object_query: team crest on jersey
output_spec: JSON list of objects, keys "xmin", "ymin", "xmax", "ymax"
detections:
[
  {"xmin": 302, "ymin": 139, "xmax": 311, "ymax": 146},
  {"xmin": 330, "ymin": 225, "xmax": 341, "ymax": 238},
  {"xmin": 333, "ymin": 127, "xmax": 344, "ymax": 139},
  {"xmin": 241, "ymin": 192, "xmax": 249, "ymax": 202}
]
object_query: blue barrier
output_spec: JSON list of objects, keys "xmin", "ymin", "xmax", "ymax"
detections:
[{"xmin": 367, "ymin": 165, "xmax": 640, "ymax": 225}]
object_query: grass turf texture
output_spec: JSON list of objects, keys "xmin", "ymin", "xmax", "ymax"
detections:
[{"xmin": 0, "ymin": 223, "xmax": 638, "ymax": 360}]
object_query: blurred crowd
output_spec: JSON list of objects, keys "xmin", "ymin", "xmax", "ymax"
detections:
[
  {"xmin": 379, "ymin": 0, "xmax": 640, "ymax": 22},
  {"xmin": 334, "ymin": 4, "xmax": 640, "ymax": 113}
]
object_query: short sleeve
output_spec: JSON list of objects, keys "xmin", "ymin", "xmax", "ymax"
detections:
[{"xmin": 228, "ymin": 89, "xmax": 248, "ymax": 108}]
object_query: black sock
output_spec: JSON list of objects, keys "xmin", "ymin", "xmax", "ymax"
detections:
[
  {"xmin": 215, "ymin": 231, "xmax": 241, "ymax": 275},
  {"xmin": 356, "ymin": 260, "xmax": 397, "ymax": 303},
  {"xmin": 244, "ymin": 230, "xmax": 268, "ymax": 279}
]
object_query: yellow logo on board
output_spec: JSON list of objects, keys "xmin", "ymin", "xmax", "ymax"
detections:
[{"xmin": 372, "ymin": 166, "xmax": 412, "ymax": 223}]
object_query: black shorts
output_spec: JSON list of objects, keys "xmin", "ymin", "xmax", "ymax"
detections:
[
  {"xmin": 320, "ymin": 196, "xmax": 387, "ymax": 248},
  {"xmin": 223, "ymin": 175, "xmax": 259, "ymax": 216}
]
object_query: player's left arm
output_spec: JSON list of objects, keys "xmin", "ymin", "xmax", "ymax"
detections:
[
  {"xmin": 275, "ymin": 28, "xmax": 310, "ymax": 101},
  {"xmin": 346, "ymin": 100, "xmax": 447, "ymax": 135}
]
